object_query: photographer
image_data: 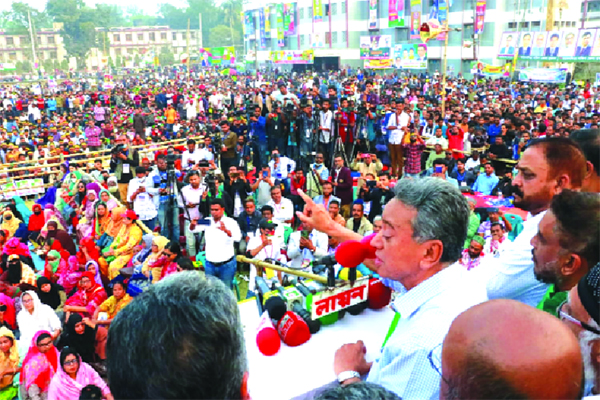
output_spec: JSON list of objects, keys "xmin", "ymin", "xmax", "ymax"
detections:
[
  {"xmin": 181, "ymin": 139, "xmax": 201, "ymax": 171},
  {"xmin": 233, "ymin": 135, "xmax": 252, "ymax": 173},
  {"xmin": 297, "ymin": 100, "xmax": 316, "ymax": 165},
  {"xmin": 268, "ymin": 149, "xmax": 296, "ymax": 194},
  {"xmin": 336, "ymin": 97, "xmax": 356, "ymax": 160},
  {"xmin": 224, "ymin": 166, "xmax": 252, "ymax": 218},
  {"xmin": 149, "ymin": 154, "xmax": 181, "ymax": 243},
  {"xmin": 179, "ymin": 170, "xmax": 206, "ymax": 258},
  {"xmin": 363, "ymin": 171, "xmax": 395, "ymax": 223},
  {"xmin": 318, "ymin": 99, "xmax": 334, "ymax": 165},
  {"xmin": 109, "ymin": 134, "xmax": 140, "ymax": 202},
  {"xmin": 127, "ymin": 166, "xmax": 158, "ymax": 230},
  {"xmin": 266, "ymin": 103, "xmax": 287, "ymax": 154},
  {"xmin": 351, "ymin": 153, "xmax": 383, "ymax": 188},
  {"xmin": 249, "ymin": 106, "xmax": 268, "ymax": 167},
  {"xmin": 305, "ymin": 152, "xmax": 329, "ymax": 198}
]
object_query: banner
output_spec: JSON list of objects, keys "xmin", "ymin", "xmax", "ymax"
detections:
[
  {"xmin": 0, "ymin": 63, "xmax": 16, "ymax": 72},
  {"xmin": 276, "ymin": 4, "xmax": 285, "ymax": 46},
  {"xmin": 388, "ymin": 0, "xmax": 405, "ymax": 27},
  {"xmin": 497, "ymin": 28, "xmax": 600, "ymax": 61},
  {"xmin": 0, "ymin": 179, "xmax": 44, "ymax": 200},
  {"xmin": 270, "ymin": 50, "xmax": 314, "ymax": 64},
  {"xmin": 359, "ymin": 35, "xmax": 392, "ymax": 59},
  {"xmin": 199, "ymin": 47, "xmax": 236, "ymax": 67},
  {"xmin": 437, "ymin": 0, "xmax": 448, "ymax": 40},
  {"xmin": 243, "ymin": 12, "xmax": 255, "ymax": 38},
  {"xmin": 258, "ymin": 9, "xmax": 266, "ymax": 48},
  {"xmin": 474, "ymin": 0, "xmax": 486, "ymax": 34},
  {"xmin": 264, "ymin": 6, "xmax": 271, "ymax": 39},
  {"xmin": 393, "ymin": 43, "xmax": 428, "ymax": 69},
  {"xmin": 311, "ymin": 33, "xmax": 325, "ymax": 48},
  {"xmin": 283, "ymin": 3, "xmax": 296, "ymax": 35},
  {"xmin": 470, "ymin": 61, "xmax": 510, "ymax": 76},
  {"xmin": 313, "ymin": 0, "xmax": 323, "ymax": 23},
  {"xmin": 368, "ymin": 0, "xmax": 380, "ymax": 31},
  {"xmin": 519, "ymin": 67, "xmax": 567, "ymax": 83},
  {"xmin": 410, "ymin": 0, "xmax": 422, "ymax": 39},
  {"xmin": 364, "ymin": 59, "xmax": 394, "ymax": 69}
]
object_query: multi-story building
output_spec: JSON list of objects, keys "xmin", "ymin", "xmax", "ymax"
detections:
[
  {"xmin": 242, "ymin": 0, "xmax": 589, "ymax": 76},
  {"xmin": 0, "ymin": 23, "xmax": 68, "ymax": 66}
]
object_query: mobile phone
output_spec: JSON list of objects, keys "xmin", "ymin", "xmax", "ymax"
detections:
[
  {"xmin": 366, "ymin": 180, "xmax": 377, "ymax": 188},
  {"xmin": 435, "ymin": 166, "xmax": 443, "ymax": 173},
  {"xmin": 230, "ymin": 172, "xmax": 239, "ymax": 179},
  {"xmin": 197, "ymin": 219, "xmax": 211, "ymax": 226},
  {"xmin": 262, "ymin": 171, "xmax": 268, "ymax": 178},
  {"xmin": 301, "ymin": 230, "xmax": 310, "ymax": 239}
]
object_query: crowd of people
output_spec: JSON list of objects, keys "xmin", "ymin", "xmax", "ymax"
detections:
[{"xmin": 0, "ymin": 65, "xmax": 598, "ymax": 399}]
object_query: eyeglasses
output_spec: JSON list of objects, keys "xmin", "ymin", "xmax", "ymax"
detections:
[
  {"xmin": 428, "ymin": 343, "xmax": 450, "ymax": 386},
  {"xmin": 557, "ymin": 301, "xmax": 600, "ymax": 335},
  {"xmin": 38, "ymin": 341, "xmax": 52, "ymax": 348},
  {"xmin": 63, "ymin": 358, "xmax": 79, "ymax": 366},
  {"xmin": 163, "ymin": 251, "xmax": 173, "ymax": 257}
]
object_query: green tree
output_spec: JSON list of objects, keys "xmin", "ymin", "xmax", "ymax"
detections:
[
  {"xmin": 158, "ymin": 46, "xmax": 175, "ymax": 66},
  {"xmin": 15, "ymin": 61, "xmax": 24, "ymax": 75},
  {"xmin": 0, "ymin": 2, "xmax": 51, "ymax": 34},
  {"xmin": 43, "ymin": 59, "xmax": 54, "ymax": 74},
  {"xmin": 116, "ymin": 56, "xmax": 123, "ymax": 68},
  {"xmin": 60, "ymin": 59, "xmax": 69, "ymax": 71},
  {"xmin": 134, "ymin": 53, "xmax": 141, "ymax": 66},
  {"xmin": 208, "ymin": 25, "xmax": 242, "ymax": 48}
]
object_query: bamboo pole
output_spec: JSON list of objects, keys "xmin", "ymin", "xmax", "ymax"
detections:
[{"xmin": 236, "ymin": 255, "xmax": 328, "ymax": 284}]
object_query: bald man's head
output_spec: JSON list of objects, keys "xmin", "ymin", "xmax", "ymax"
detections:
[{"xmin": 441, "ymin": 300, "xmax": 583, "ymax": 400}]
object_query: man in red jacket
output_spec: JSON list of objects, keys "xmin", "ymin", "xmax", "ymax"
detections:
[{"xmin": 331, "ymin": 155, "xmax": 353, "ymax": 218}]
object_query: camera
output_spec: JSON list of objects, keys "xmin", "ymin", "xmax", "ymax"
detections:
[
  {"xmin": 204, "ymin": 170, "xmax": 217, "ymax": 195},
  {"xmin": 111, "ymin": 144, "xmax": 125, "ymax": 154}
]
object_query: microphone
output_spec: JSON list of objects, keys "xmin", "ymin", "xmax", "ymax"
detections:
[
  {"xmin": 264, "ymin": 296, "xmax": 287, "ymax": 322},
  {"xmin": 277, "ymin": 311, "xmax": 311, "ymax": 347},
  {"xmin": 367, "ymin": 278, "xmax": 392, "ymax": 310},
  {"xmin": 273, "ymin": 282, "xmax": 321, "ymax": 334},
  {"xmin": 256, "ymin": 311, "xmax": 281, "ymax": 356}
]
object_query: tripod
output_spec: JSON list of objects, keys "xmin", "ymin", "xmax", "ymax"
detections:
[{"xmin": 331, "ymin": 115, "xmax": 350, "ymax": 167}]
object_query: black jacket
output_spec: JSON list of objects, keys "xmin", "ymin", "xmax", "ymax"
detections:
[
  {"xmin": 237, "ymin": 210, "xmax": 262, "ymax": 238},
  {"xmin": 364, "ymin": 187, "xmax": 395, "ymax": 222}
]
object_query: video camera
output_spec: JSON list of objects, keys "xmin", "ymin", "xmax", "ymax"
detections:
[{"xmin": 110, "ymin": 144, "xmax": 125, "ymax": 154}]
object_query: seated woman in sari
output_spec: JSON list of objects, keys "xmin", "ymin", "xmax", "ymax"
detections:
[
  {"xmin": 48, "ymin": 348, "xmax": 112, "ymax": 400},
  {"xmin": 96, "ymin": 205, "xmax": 126, "ymax": 251},
  {"xmin": 1, "ymin": 255, "xmax": 37, "ymax": 293},
  {"xmin": 129, "ymin": 233, "xmax": 154, "ymax": 272},
  {"xmin": 64, "ymin": 272, "xmax": 107, "ymax": 320},
  {"xmin": 90, "ymin": 202, "xmax": 110, "ymax": 242},
  {"xmin": 103, "ymin": 211, "xmax": 143, "ymax": 281},
  {"xmin": 36, "ymin": 277, "xmax": 66, "ymax": 315},
  {"xmin": 99, "ymin": 190, "xmax": 118, "ymax": 212},
  {"xmin": 1, "ymin": 237, "xmax": 35, "ymax": 273},
  {"xmin": 0, "ymin": 211, "xmax": 22, "ymax": 241},
  {"xmin": 17, "ymin": 291, "xmax": 62, "ymax": 349},
  {"xmin": 58, "ymin": 313, "xmax": 107, "ymax": 370},
  {"xmin": 146, "ymin": 241, "xmax": 182, "ymax": 283},
  {"xmin": 140, "ymin": 235, "xmax": 169, "ymax": 281},
  {"xmin": 0, "ymin": 327, "xmax": 19, "ymax": 400},
  {"xmin": 57, "ymin": 256, "xmax": 83, "ymax": 296},
  {"xmin": 75, "ymin": 189, "xmax": 99, "ymax": 241},
  {"xmin": 85, "ymin": 261, "xmax": 103, "ymax": 288},
  {"xmin": 42, "ymin": 250, "xmax": 66, "ymax": 285},
  {"xmin": 92, "ymin": 281, "xmax": 132, "ymax": 327},
  {"xmin": 0, "ymin": 296, "xmax": 16, "ymax": 332},
  {"xmin": 20, "ymin": 331, "xmax": 59, "ymax": 400},
  {"xmin": 28, "ymin": 204, "xmax": 46, "ymax": 244}
]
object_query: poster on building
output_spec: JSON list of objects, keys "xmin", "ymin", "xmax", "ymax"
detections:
[
  {"xmin": 0, "ymin": 63, "xmax": 16, "ymax": 72},
  {"xmin": 498, "ymin": 28, "xmax": 600, "ymax": 61},
  {"xmin": 276, "ymin": 4, "xmax": 285, "ymax": 46},
  {"xmin": 368, "ymin": 0, "xmax": 380, "ymax": 30},
  {"xmin": 243, "ymin": 12, "xmax": 255, "ymax": 38},
  {"xmin": 258, "ymin": 8, "xmax": 266, "ymax": 48},
  {"xmin": 271, "ymin": 50, "xmax": 314, "ymax": 64},
  {"xmin": 388, "ymin": 0, "xmax": 405, "ymax": 27},
  {"xmin": 436, "ymin": 0, "xmax": 448, "ymax": 40},
  {"xmin": 264, "ymin": 6, "xmax": 271, "ymax": 38},
  {"xmin": 392, "ymin": 43, "xmax": 427, "ymax": 68},
  {"xmin": 199, "ymin": 47, "xmax": 236, "ymax": 67},
  {"xmin": 311, "ymin": 33, "xmax": 325, "ymax": 47},
  {"xmin": 470, "ymin": 61, "xmax": 510, "ymax": 76},
  {"xmin": 284, "ymin": 3, "xmax": 296, "ymax": 35},
  {"xmin": 364, "ymin": 59, "xmax": 394, "ymax": 69},
  {"xmin": 410, "ymin": 0, "xmax": 422, "ymax": 39},
  {"xmin": 519, "ymin": 67, "xmax": 567, "ymax": 83},
  {"xmin": 313, "ymin": 0, "xmax": 323, "ymax": 23},
  {"xmin": 359, "ymin": 35, "xmax": 392, "ymax": 59},
  {"xmin": 474, "ymin": 0, "xmax": 486, "ymax": 34}
]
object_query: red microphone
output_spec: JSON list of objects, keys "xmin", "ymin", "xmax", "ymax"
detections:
[
  {"xmin": 335, "ymin": 235, "xmax": 377, "ymax": 285},
  {"xmin": 277, "ymin": 311, "xmax": 311, "ymax": 347},
  {"xmin": 367, "ymin": 278, "xmax": 392, "ymax": 310},
  {"xmin": 256, "ymin": 312, "xmax": 281, "ymax": 356},
  {"xmin": 360, "ymin": 233, "xmax": 378, "ymax": 260}
]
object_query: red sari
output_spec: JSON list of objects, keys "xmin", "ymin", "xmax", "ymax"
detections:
[{"xmin": 65, "ymin": 272, "xmax": 107, "ymax": 318}]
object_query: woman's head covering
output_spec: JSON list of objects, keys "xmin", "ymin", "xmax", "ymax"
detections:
[
  {"xmin": 85, "ymin": 182, "xmax": 102, "ymax": 198},
  {"xmin": 2, "ymin": 237, "xmax": 30, "ymax": 257},
  {"xmin": 51, "ymin": 346, "xmax": 108, "ymax": 399},
  {"xmin": 20, "ymin": 330, "xmax": 59, "ymax": 391},
  {"xmin": 85, "ymin": 260, "xmax": 102, "ymax": 286},
  {"xmin": 105, "ymin": 205, "xmax": 126, "ymax": 237},
  {"xmin": 12, "ymin": 197, "xmax": 32, "ymax": 225},
  {"xmin": 152, "ymin": 235, "xmax": 170, "ymax": 252},
  {"xmin": 1, "ymin": 211, "xmax": 21, "ymax": 238},
  {"xmin": 0, "ymin": 294, "xmax": 16, "ymax": 330},
  {"xmin": 36, "ymin": 276, "xmax": 63, "ymax": 310},
  {"xmin": 7, "ymin": 254, "xmax": 22, "ymax": 285},
  {"xmin": 36, "ymin": 186, "xmax": 57, "ymax": 209},
  {"xmin": 0, "ymin": 326, "xmax": 19, "ymax": 368}
]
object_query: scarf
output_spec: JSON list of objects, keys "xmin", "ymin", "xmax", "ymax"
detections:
[
  {"xmin": 1, "ymin": 211, "xmax": 20, "ymax": 238},
  {"xmin": 85, "ymin": 261, "xmax": 102, "ymax": 287},
  {"xmin": 28, "ymin": 204, "xmax": 46, "ymax": 232},
  {"xmin": 36, "ymin": 276, "xmax": 63, "ymax": 310},
  {"xmin": 0, "ymin": 327, "xmax": 18, "ymax": 370},
  {"xmin": 93, "ymin": 202, "xmax": 110, "ymax": 237},
  {"xmin": 105, "ymin": 206, "xmax": 126, "ymax": 238},
  {"xmin": 64, "ymin": 314, "xmax": 97, "ymax": 363},
  {"xmin": 20, "ymin": 330, "xmax": 59, "ymax": 391},
  {"xmin": 6, "ymin": 256, "xmax": 22, "ymax": 285},
  {"xmin": 12, "ymin": 197, "xmax": 32, "ymax": 225},
  {"xmin": 50, "ymin": 353, "xmax": 104, "ymax": 399}
]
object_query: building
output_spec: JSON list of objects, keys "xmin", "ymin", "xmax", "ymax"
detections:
[
  {"xmin": 242, "ymin": 0, "xmax": 590, "ymax": 76},
  {"xmin": 0, "ymin": 23, "xmax": 68, "ymax": 66}
]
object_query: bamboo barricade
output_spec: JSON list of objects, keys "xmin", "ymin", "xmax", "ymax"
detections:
[{"xmin": 236, "ymin": 255, "xmax": 329, "ymax": 285}]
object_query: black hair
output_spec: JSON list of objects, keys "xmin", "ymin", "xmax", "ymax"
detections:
[
  {"xmin": 60, "ymin": 347, "xmax": 80, "ymax": 368},
  {"xmin": 570, "ymin": 129, "xmax": 600, "ymax": 177},
  {"xmin": 177, "ymin": 257, "xmax": 195, "ymax": 271},
  {"xmin": 79, "ymin": 385, "xmax": 103, "ymax": 399},
  {"xmin": 36, "ymin": 333, "xmax": 52, "ymax": 345},
  {"xmin": 166, "ymin": 241, "xmax": 182, "ymax": 257},
  {"xmin": 210, "ymin": 198, "xmax": 226, "ymax": 209},
  {"xmin": 113, "ymin": 280, "xmax": 128, "ymax": 291}
]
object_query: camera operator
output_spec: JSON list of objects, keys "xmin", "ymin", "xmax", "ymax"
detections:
[
  {"xmin": 296, "ymin": 100, "xmax": 316, "ymax": 165},
  {"xmin": 318, "ymin": 99, "xmax": 334, "ymax": 165},
  {"xmin": 268, "ymin": 149, "xmax": 296, "ymax": 194},
  {"xmin": 233, "ymin": 135, "xmax": 252, "ymax": 173},
  {"xmin": 363, "ymin": 171, "xmax": 395, "ymax": 223},
  {"xmin": 336, "ymin": 97, "xmax": 356, "ymax": 160},
  {"xmin": 198, "ymin": 136, "xmax": 215, "ymax": 162},
  {"xmin": 127, "ymin": 166, "xmax": 158, "ymax": 230},
  {"xmin": 181, "ymin": 139, "xmax": 201, "ymax": 171},
  {"xmin": 199, "ymin": 174, "xmax": 234, "ymax": 218},
  {"xmin": 224, "ymin": 166, "xmax": 252, "ymax": 218},
  {"xmin": 179, "ymin": 170, "xmax": 206, "ymax": 259},
  {"xmin": 305, "ymin": 152, "xmax": 329, "ymax": 198},
  {"xmin": 149, "ymin": 154, "xmax": 181, "ymax": 243},
  {"xmin": 266, "ymin": 103, "xmax": 287, "ymax": 154},
  {"xmin": 249, "ymin": 106, "xmax": 268, "ymax": 167},
  {"xmin": 272, "ymin": 82, "xmax": 299, "ymax": 108},
  {"xmin": 219, "ymin": 120, "xmax": 237, "ymax": 178},
  {"xmin": 351, "ymin": 152, "xmax": 382, "ymax": 188},
  {"xmin": 251, "ymin": 165, "xmax": 275, "ymax": 208},
  {"xmin": 109, "ymin": 134, "xmax": 140, "ymax": 203}
]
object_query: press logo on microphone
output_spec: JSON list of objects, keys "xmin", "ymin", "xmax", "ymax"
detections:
[{"xmin": 278, "ymin": 313, "xmax": 294, "ymax": 338}]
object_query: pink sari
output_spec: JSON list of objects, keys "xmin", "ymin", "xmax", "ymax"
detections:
[
  {"xmin": 47, "ymin": 355, "xmax": 110, "ymax": 399},
  {"xmin": 20, "ymin": 331, "xmax": 59, "ymax": 393},
  {"xmin": 57, "ymin": 256, "xmax": 83, "ymax": 295}
]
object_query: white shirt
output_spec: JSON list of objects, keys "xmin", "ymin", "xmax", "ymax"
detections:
[
  {"xmin": 127, "ymin": 176, "xmax": 158, "ymax": 221},
  {"xmin": 464, "ymin": 157, "xmax": 480, "ymax": 171},
  {"xmin": 181, "ymin": 149, "xmax": 201, "ymax": 169},
  {"xmin": 386, "ymin": 112, "xmax": 410, "ymax": 144},
  {"xmin": 247, "ymin": 235, "xmax": 284, "ymax": 291},
  {"xmin": 286, "ymin": 230, "xmax": 329, "ymax": 270},
  {"xmin": 268, "ymin": 156, "xmax": 296, "ymax": 180},
  {"xmin": 179, "ymin": 184, "xmax": 206, "ymax": 222},
  {"xmin": 197, "ymin": 147, "xmax": 214, "ymax": 161},
  {"xmin": 471, "ymin": 211, "xmax": 549, "ymax": 307},
  {"xmin": 319, "ymin": 110, "xmax": 333, "ymax": 143},
  {"xmin": 192, "ymin": 216, "xmax": 241, "ymax": 263},
  {"xmin": 267, "ymin": 197, "xmax": 294, "ymax": 226}
]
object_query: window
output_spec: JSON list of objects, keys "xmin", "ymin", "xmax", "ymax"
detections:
[
  {"xmin": 114, "ymin": 34, "xmax": 120, "ymax": 42},
  {"xmin": 308, "ymin": 6, "xmax": 313, "ymax": 18},
  {"xmin": 325, "ymin": 4, "xmax": 330, "ymax": 15},
  {"xmin": 532, "ymin": 21, "xmax": 541, "ymax": 27},
  {"xmin": 50, "ymin": 51, "xmax": 57, "ymax": 58},
  {"xmin": 126, "ymin": 34, "xmax": 132, "ymax": 41},
  {"xmin": 172, "ymin": 32, "xmax": 177, "ymax": 40},
  {"xmin": 8, "ymin": 52, "xmax": 16, "ymax": 60},
  {"xmin": 37, "ymin": 36, "xmax": 42, "ymax": 43},
  {"xmin": 299, "ymin": 7, "xmax": 304, "ymax": 19},
  {"xmin": 138, "ymin": 33, "xmax": 144, "ymax": 41},
  {"xmin": 331, "ymin": 3, "xmax": 338, "ymax": 14},
  {"xmin": 332, "ymin": 31, "xmax": 338, "ymax": 43},
  {"xmin": 182, "ymin": 32, "xmax": 187, "ymax": 40},
  {"xmin": 21, "ymin": 36, "xmax": 29, "ymax": 44},
  {"xmin": 47, "ymin": 36, "xmax": 55, "ymax": 44},
  {"xmin": 341, "ymin": 1, "xmax": 346, "ymax": 12},
  {"xmin": 508, "ymin": 22, "xmax": 517, "ymax": 29},
  {"xmin": 115, "ymin": 48, "xmax": 122, "ymax": 55},
  {"xmin": 519, "ymin": 21, "xmax": 529, "ymax": 28},
  {"xmin": 161, "ymin": 32, "xmax": 167, "ymax": 40},
  {"xmin": 190, "ymin": 32, "xmax": 195, "ymax": 39},
  {"xmin": 325, "ymin": 32, "xmax": 331, "ymax": 44},
  {"xmin": 6, "ymin": 37, "xmax": 14, "ymax": 45},
  {"xmin": 149, "ymin": 32, "xmax": 155, "ymax": 41},
  {"xmin": 128, "ymin": 48, "xmax": 134, "ymax": 54}
]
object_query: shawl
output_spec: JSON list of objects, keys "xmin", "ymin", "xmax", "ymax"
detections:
[
  {"xmin": 0, "ymin": 327, "xmax": 18, "ymax": 371},
  {"xmin": 47, "ymin": 353, "xmax": 110, "ymax": 399},
  {"xmin": 131, "ymin": 234, "xmax": 154, "ymax": 265},
  {"xmin": 1, "ymin": 211, "xmax": 21, "ymax": 238},
  {"xmin": 100, "ymin": 189, "xmax": 118, "ymax": 211},
  {"xmin": 142, "ymin": 235, "xmax": 170, "ymax": 282},
  {"xmin": 65, "ymin": 272, "xmax": 107, "ymax": 317},
  {"xmin": 62, "ymin": 314, "xmax": 96, "ymax": 364},
  {"xmin": 28, "ymin": 204, "xmax": 46, "ymax": 232},
  {"xmin": 77, "ymin": 237, "xmax": 100, "ymax": 266},
  {"xmin": 36, "ymin": 276, "xmax": 63, "ymax": 310},
  {"xmin": 66, "ymin": 171, "xmax": 82, "ymax": 195},
  {"xmin": 36, "ymin": 187, "xmax": 57, "ymax": 209},
  {"xmin": 83, "ymin": 191, "xmax": 98, "ymax": 220},
  {"xmin": 85, "ymin": 260, "xmax": 102, "ymax": 287},
  {"xmin": 85, "ymin": 182, "xmax": 101, "ymax": 198},
  {"xmin": 105, "ymin": 205, "xmax": 126, "ymax": 238},
  {"xmin": 57, "ymin": 256, "xmax": 83, "ymax": 296},
  {"xmin": 2, "ymin": 237, "xmax": 31, "ymax": 257},
  {"xmin": 93, "ymin": 202, "xmax": 110, "ymax": 238},
  {"xmin": 0, "ymin": 294, "xmax": 16, "ymax": 330},
  {"xmin": 20, "ymin": 330, "xmax": 59, "ymax": 392},
  {"xmin": 12, "ymin": 197, "xmax": 32, "ymax": 225}
]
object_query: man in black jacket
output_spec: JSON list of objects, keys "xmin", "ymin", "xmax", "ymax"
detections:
[
  {"xmin": 224, "ymin": 166, "xmax": 252, "ymax": 218},
  {"xmin": 363, "ymin": 171, "xmax": 395, "ymax": 223},
  {"xmin": 237, "ymin": 198, "xmax": 262, "ymax": 254}
]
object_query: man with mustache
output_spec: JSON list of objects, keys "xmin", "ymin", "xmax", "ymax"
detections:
[{"xmin": 471, "ymin": 137, "xmax": 588, "ymax": 307}]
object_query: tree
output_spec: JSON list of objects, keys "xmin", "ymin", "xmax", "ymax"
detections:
[
  {"xmin": 60, "ymin": 59, "xmax": 69, "ymax": 71},
  {"xmin": 221, "ymin": 0, "xmax": 242, "ymax": 45},
  {"xmin": 0, "ymin": 2, "xmax": 51, "ymax": 34},
  {"xmin": 208, "ymin": 25, "xmax": 242, "ymax": 48},
  {"xmin": 116, "ymin": 56, "xmax": 123, "ymax": 68},
  {"xmin": 134, "ymin": 54, "xmax": 141, "ymax": 67},
  {"xmin": 158, "ymin": 46, "xmax": 175, "ymax": 66},
  {"xmin": 43, "ymin": 59, "xmax": 54, "ymax": 74}
]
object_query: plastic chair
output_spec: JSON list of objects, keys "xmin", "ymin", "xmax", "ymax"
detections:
[{"xmin": 504, "ymin": 213, "xmax": 524, "ymax": 241}]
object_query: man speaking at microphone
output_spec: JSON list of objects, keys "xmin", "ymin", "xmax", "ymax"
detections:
[{"xmin": 295, "ymin": 178, "xmax": 488, "ymax": 399}]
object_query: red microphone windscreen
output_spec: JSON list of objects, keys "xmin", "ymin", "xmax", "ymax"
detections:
[
  {"xmin": 368, "ymin": 278, "xmax": 392, "ymax": 310},
  {"xmin": 335, "ymin": 240, "xmax": 366, "ymax": 269},
  {"xmin": 256, "ymin": 312, "xmax": 281, "ymax": 356},
  {"xmin": 277, "ymin": 311, "xmax": 311, "ymax": 347},
  {"xmin": 360, "ymin": 233, "xmax": 378, "ymax": 260}
]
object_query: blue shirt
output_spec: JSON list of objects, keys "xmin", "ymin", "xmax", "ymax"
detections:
[
  {"xmin": 487, "ymin": 124, "xmax": 501, "ymax": 141},
  {"xmin": 369, "ymin": 265, "xmax": 488, "ymax": 399},
  {"xmin": 472, "ymin": 173, "xmax": 499, "ymax": 195},
  {"xmin": 251, "ymin": 116, "xmax": 267, "ymax": 144}
]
